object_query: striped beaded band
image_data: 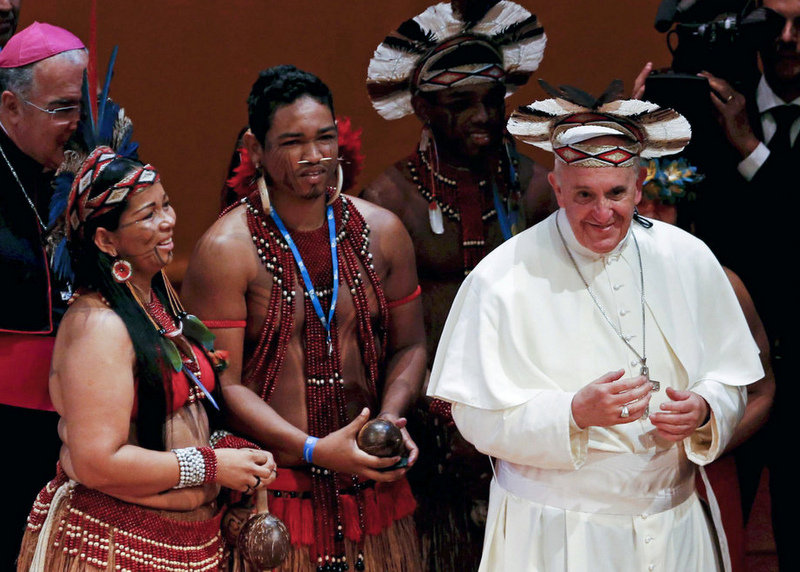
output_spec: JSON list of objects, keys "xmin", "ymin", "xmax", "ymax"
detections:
[
  {"xmin": 198, "ymin": 446, "xmax": 217, "ymax": 485},
  {"xmin": 173, "ymin": 446, "xmax": 213, "ymax": 488}
]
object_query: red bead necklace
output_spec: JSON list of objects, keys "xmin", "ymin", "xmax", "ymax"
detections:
[{"xmin": 244, "ymin": 192, "xmax": 389, "ymax": 569}]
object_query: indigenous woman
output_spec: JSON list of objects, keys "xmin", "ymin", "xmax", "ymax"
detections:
[{"xmin": 17, "ymin": 146, "xmax": 277, "ymax": 571}]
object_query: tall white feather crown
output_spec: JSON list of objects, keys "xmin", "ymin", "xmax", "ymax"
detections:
[
  {"xmin": 507, "ymin": 80, "xmax": 691, "ymax": 167},
  {"xmin": 367, "ymin": 1, "xmax": 546, "ymax": 120}
]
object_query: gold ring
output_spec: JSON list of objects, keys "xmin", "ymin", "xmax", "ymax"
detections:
[{"xmin": 726, "ymin": 94, "xmax": 735, "ymax": 102}]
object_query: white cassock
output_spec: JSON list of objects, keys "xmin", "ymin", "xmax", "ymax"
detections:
[{"xmin": 428, "ymin": 210, "xmax": 764, "ymax": 572}]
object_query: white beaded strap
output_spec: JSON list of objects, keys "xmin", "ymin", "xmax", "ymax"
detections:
[{"xmin": 172, "ymin": 447, "xmax": 206, "ymax": 488}]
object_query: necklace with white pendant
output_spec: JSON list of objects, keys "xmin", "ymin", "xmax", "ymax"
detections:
[{"xmin": 555, "ymin": 216, "xmax": 660, "ymax": 417}]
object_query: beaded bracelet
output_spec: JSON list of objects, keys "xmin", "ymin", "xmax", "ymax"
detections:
[
  {"xmin": 172, "ymin": 446, "xmax": 217, "ymax": 488},
  {"xmin": 302, "ymin": 436, "xmax": 319, "ymax": 464},
  {"xmin": 198, "ymin": 446, "xmax": 217, "ymax": 485}
]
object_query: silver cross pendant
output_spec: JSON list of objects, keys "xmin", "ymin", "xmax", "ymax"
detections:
[
  {"xmin": 640, "ymin": 362, "xmax": 660, "ymax": 420},
  {"xmin": 640, "ymin": 364, "xmax": 660, "ymax": 392}
]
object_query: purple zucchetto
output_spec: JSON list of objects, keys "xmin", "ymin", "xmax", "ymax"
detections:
[{"xmin": 0, "ymin": 21, "xmax": 84, "ymax": 68}]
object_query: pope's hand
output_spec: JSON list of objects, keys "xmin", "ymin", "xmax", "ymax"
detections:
[
  {"xmin": 649, "ymin": 387, "xmax": 710, "ymax": 442},
  {"xmin": 571, "ymin": 369, "xmax": 652, "ymax": 429}
]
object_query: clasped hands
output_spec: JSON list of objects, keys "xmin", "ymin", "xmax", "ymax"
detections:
[{"xmin": 571, "ymin": 369, "xmax": 710, "ymax": 441}]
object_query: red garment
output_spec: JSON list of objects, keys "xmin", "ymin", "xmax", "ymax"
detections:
[
  {"xmin": 23, "ymin": 465, "xmax": 225, "ymax": 571},
  {"xmin": 696, "ymin": 455, "xmax": 746, "ymax": 572},
  {"xmin": 267, "ymin": 467, "xmax": 417, "ymax": 547},
  {"xmin": 130, "ymin": 344, "xmax": 215, "ymax": 418},
  {"xmin": 0, "ymin": 333, "xmax": 55, "ymax": 410}
]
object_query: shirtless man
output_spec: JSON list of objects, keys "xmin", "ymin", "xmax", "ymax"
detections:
[
  {"xmin": 364, "ymin": 1, "xmax": 555, "ymax": 363},
  {"xmin": 182, "ymin": 65, "xmax": 425, "ymax": 572},
  {"xmin": 361, "ymin": 3, "xmax": 554, "ymax": 569}
]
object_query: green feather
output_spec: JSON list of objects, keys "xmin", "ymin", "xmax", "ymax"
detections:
[
  {"xmin": 182, "ymin": 314, "xmax": 216, "ymax": 351},
  {"xmin": 161, "ymin": 338, "xmax": 183, "ymax": 372}
]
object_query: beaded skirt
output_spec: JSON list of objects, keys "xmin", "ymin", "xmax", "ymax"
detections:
[
  {"xmin": 17, "ymin": 468, "xmax": 225, "ymax": 572},
  {"xmin": 226, "ymin": 468, "xmax": 422, "ymax": 572}
]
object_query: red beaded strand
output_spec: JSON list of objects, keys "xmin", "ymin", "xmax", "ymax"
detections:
[{"xmin": 243, "ymin": 192, "xmax": 389, "ymax": 570}]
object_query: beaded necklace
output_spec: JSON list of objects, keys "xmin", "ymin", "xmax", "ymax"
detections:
[
  {"xmin": 242, "ymin": 192, "xmax": 389, "ymax": 570},
  {"xmin": 127, "ymin": 278, "xmax": 219, "ymax": 410},
  {"xmin": 143, "ymin": 293, "xmax": 207, "ymax": 405},
  {"xmin": 407, "ymin": 141, "xmax": 522, "ymax": 275}
]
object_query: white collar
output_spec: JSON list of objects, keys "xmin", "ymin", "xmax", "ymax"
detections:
[
  {"xmin": 756, "ymin": 75, "xmax": 800, "ymax": 113},
  {"xmin": 555, "ymin": 208, "xmax": 632, "ymax": 263}
]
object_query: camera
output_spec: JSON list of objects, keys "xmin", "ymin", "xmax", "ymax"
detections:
[{"xmin": 643, "ymin": 0, "xmax": 784, "ymax": 169}]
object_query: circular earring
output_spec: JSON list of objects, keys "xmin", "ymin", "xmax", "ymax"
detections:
[
  {"xmin": 326, "ymin": 164, "xmax": 344, "ymax": 205},
  {"xmin": 111, "ymin": 258, "xmax": 133, "ymax": 283}
]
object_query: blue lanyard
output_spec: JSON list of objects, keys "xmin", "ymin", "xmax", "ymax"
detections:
[
  {"xmin": 492, "ymin": 141, "xmax": 521, "ymax": 242},
  {"xmin": 270, "ymin": 205, "xmax": 339, "ymax": 355},
  {"xmin": 492, "ymin": 180, "xmax": 513, "ymax": 241}
]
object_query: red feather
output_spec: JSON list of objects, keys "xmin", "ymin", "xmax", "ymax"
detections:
[{"xmin": 223, "ymin": 115, "xmax": 366, "ymax": 202}]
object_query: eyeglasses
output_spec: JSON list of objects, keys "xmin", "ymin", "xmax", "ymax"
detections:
[{"xmin": 23, "ymin": 99, "xmax": 81, "ymax": 123}]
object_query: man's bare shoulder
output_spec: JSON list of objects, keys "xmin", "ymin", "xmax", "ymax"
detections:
[
  {"xmin": 361, "ymin": 159, "xmax": 417, "ymax": 214},
  {"xmin": 348, "ymin": 195, "xmax": 408, "ymax": 238},
  {"xmin": 191, "ymin": 204, "xmax": 256, "ymax": 261},
  {"xmin": 183, "ymin": 203, "xmax": 261, "ymax": 295}
]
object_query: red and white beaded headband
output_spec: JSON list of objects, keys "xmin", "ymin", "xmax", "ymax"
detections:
[
  {"xmin": 507, "ymin": 80, "xmax": 691, "ymax": 167},
  {"xmin": 66, "ymin": 145, "xmax": 160, "ymax": 240},
  {"xmin": 412, "ymin": 35, "xmax": 506, "ymax": 92}
]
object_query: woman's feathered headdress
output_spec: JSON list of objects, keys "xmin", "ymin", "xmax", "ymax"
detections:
[{"xmin": 46, "ymin": 47, "xmax": 139, "ymax": 282}]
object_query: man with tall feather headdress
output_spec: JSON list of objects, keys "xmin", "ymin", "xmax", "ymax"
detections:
[{"xmin": 362, "ymin": 3, "xmax": 554, "ymax": 569}]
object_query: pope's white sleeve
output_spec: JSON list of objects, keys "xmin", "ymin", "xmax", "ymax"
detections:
[
  {"xmin": 451, "ymin": 390, "xmax": 588, "ymax": 470},
  {"xmin": 684, "ymin": 380, "xmax": 746, "ymax": 465}
]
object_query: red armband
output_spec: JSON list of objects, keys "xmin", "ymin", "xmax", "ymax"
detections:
[
  {"xmin": 203, "ymin": 319, "xmax": 247, "ymax": 328},
  {"xmin": 210, "ymin": 430, "xmax": 261, "ymax": 450},
  {"xmin": 387, "ymin": 285, "xmax": 422, "ymax": 309}
]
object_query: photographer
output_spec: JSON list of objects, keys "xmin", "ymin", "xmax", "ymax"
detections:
[{"xmin": 637, "ymin": 2, "xmax": 799, "ymax": 568}]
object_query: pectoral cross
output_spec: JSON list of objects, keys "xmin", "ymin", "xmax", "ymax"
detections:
[
  {"xmin": 640, "ymin": 362, "xmax": 660, "ymax": 392},
  {"xmin": 641, "ymin": 361, "xmax": 660, "ymax": 419}
]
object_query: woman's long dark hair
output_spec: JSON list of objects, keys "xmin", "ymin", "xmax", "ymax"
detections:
[{"xmin": 69, "ymin": 156, "xmax": 220, "ymax": 451}]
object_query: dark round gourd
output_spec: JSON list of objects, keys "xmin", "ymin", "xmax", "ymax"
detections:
[
  {"xmin": 238, "ymin": 511, "xmax": 291, "ymax": 570},
  {"xmin": 356, "ymin": 418, "xmax": 404, "ymax": 457}
]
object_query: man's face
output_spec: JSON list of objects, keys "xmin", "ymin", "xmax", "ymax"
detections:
[
  {"xmin": 255, "ymin": 95, "xmax": 338, "ymax": 201},
  {"xmin": 549, "ymin": 163, "xmax": 642, "ymax": 254},
  {"xmin": 419, "ymin": 82, "xmax": 506, "ymax": 161},
  {"xmin": 0, "ymin": 0, "xmax": 20, "ymax": 46},
  {"xmin": 11, "ymin": 52, "xmax": 86, "ymax": 170},
  {"xmin": 761, "ymin": 0, "xmax": 800, "ymax": 88}
]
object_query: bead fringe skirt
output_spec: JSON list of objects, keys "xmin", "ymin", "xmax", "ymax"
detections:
[{"xmin": 17, "ymin": 469, "xmax": 225, "ymax": 572}]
